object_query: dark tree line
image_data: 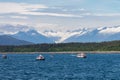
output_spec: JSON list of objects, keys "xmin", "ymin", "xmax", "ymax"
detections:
[{"xmin": 0, "ymin": 40, "xmax": 120, "ymax": 52}]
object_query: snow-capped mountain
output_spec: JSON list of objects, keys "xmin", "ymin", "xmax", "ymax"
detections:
[
  {"xmin": 7, "ymin": 26, "xmax": 120, "ymax": 43},
  {"xmin": 12, "ymin": 30, "xmax": 54, "ymax": 43},
  {"xmin": 43, "ymin": 28, "xmax": 88, "ymax": 43},
  {"xmin": 63, "ymin": 26, "xmax": 120, "ymax": 43},
  {"xmin": 0, "ymin": 24, "xmax": 120, "ymax": 45}
]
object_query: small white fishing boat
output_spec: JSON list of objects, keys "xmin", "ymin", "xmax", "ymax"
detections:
[
  {"xmin": 2, "ymin": 54, "xmax": 7, "ymax": 59},
  {"xmin": 36, "ymin": 55, "xmax": 45, "ymax": 60},
  {"xmin": 77, "ymin": 52, "xmax": 86, "ymax": 58}
]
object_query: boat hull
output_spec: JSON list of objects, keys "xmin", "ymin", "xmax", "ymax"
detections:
[
  {"xmin": 77, "ymin": 53, "xmax": 86, "ymax": 58},
  {"xmin": 36, "ymin": 58, "xmax": 45, "ymax": 60}
]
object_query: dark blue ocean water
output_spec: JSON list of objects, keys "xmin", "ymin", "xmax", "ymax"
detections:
[{"xmin": 0, "ymin": 53, "xmax": 120, "ymax": 80}]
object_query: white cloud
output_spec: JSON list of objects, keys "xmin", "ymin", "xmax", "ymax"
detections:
[
  {"xmin": 99, "ymin": 26, "xmax": 120, "ymax": 34},
  {"xmin": 21, "ymin": 3, "xmax": 48, "ymax": 11},
  {"xmin": 0, "ymin": 24, "xmax": 31, "ymax": 34},
  {"xmin": 10, "ymin": 16, "xmax": 28, "ymax": 19},
  {"xmin": 0, "ymin": 16, "xmax": 4, "ymax": 18},
  {"xmin": 21, "ymin": 11, "xmax": 83, "ymax": 17},
  {"xmin": 33, "ymin": 23, "xmax": 84, "ymax": 32},
  {"xmin": 61, "ymin": 8, "xmax": 86, "ymax": 12},
  {"xmin": 0, "ymin": 2, "xmax": 120, "ymax": 34},
  {"xmin": 74, "ymin": 12, "xmax": 120, "ymax": 17},
  {"xmin": 0, "ymin": 2, "xmax": 47, "ymax": 14},
  {"xmin": 0, "ymin": 2, "xmax": 82, "ymax": 18},
  {"xmin": 71, "ymin": 8, "xmax": 86, "ymax": 12},
  {"xmin": 93, "ymin": 13, "xmax": 120, "ymax": 17},
  {"xmin": 0, "ymin": 22, "xmax": 28, "ymax": 26},
  {"xmin": 2, "ymin": 2, "xmax": 120, "ymax": 19}
]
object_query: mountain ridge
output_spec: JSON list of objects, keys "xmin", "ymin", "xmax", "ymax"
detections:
[
  {"xmin": 12, "ymin": 30, "xmax": 54, "ymax": 44},
  {"xmin": 0, "ymin": 24, "xmax": 120, "ymax": 45},
  {"xmin": 0, "ymin": 35, "xmax": 32, "ymax": 45},
  {"xmin": 63, "ymin": 26, "xmax": 120, "ymax": 43}
]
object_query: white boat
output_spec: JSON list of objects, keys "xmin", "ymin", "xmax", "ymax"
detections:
[
  {"xmin": 77, "ymin": 53, "xmax": 86, "ymax": 58},
  {"xmin": 36, "ymin": 55, "xmax": 45, "ymax": 60},
  {"xmin": 2, "ymin": 54, "xmax": 7, "ymax": 59}
]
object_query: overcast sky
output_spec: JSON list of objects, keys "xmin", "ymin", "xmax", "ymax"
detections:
[{"xmin": 0, "ymin": 0, "xmax": 120, "ymax": 32}]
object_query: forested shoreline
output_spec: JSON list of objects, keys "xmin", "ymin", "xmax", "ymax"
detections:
[{"xmin": 0, "ymin": 40, "xmax": 120, "ymax": 52}]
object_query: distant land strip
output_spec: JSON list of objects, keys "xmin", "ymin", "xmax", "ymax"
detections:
[
  {"xmin": 0, "ymin": 40, "xmax": 120, "ymax": 52},
  {"xmin": 0, "ymin": 51, "xmax": 120, "ymax": 54}
]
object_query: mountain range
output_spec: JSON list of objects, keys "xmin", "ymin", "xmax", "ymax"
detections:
[
  {"xmin": 12, "ymin": 30, "xmax": 54, "ymax": 44},
  {"xmin": 0, "ymin": 25, "xmax": 120, "ymax": 45},
  {"xmin": 0, "ymin": 35, "xmax": 32, "ymax": 45},
  {"xmin": 64, "ymin": 27, "xmax": 120, "ymax": 43},
  {"xmin": 43, "ymin": 26, "xmax": 120, "ymax": 43}
]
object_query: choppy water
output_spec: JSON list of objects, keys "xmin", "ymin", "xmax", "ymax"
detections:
[{"xmin": 0, "ymin": 53, "xmax": 120, "ymax": 80}]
